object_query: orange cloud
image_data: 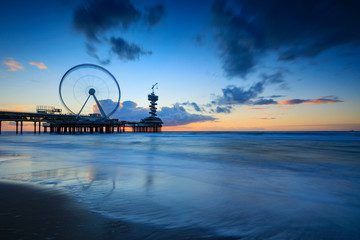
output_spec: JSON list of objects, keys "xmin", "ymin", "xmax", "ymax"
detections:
[
  {"xmin": 278, "ymin": 96, "xmax": 343, "ymax": 105},
  {"xmin": 29, "ymin": 62, "xmax": 47, "ymax": 69},
  {"xmin": 244, "ymin": 107, "xmax": 268, "ymax": 110},
  {"xmin": 261, "ymin": 113, "xmax": 282, "ymax": 116},
  {"xmin": 3, "ymin": 59, "xmax": 24, "ymax": 72},
  {"xmin": 0, "ymin": 104, "xmax": 35, "ymax": 112}
]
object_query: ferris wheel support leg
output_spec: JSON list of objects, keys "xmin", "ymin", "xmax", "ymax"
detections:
[
  {"xmin": 93, "ymin": 94, "xmax": 108, "ymax": 119},
  {"xmin": 76, "ymin": 95, "xmax": 91, "ymax": 119}
]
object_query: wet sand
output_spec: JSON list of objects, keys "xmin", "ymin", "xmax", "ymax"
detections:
[{"xmin": 0, "ymin": 181, "xmax": 235, "ymax": 240}]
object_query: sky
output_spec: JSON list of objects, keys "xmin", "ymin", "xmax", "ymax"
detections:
[{"xmin": 1, "ymin": 0, "xmax": 360, "ymax": 131}]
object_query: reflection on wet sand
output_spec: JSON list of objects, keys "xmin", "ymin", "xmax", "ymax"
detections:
[{"xmin": 80, "ymin": 165, "xmax": 120, "ymax": 197}]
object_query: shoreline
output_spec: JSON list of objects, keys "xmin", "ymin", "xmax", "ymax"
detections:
[{"xmin": 0, "ymin": 181, "xmax": 235, "ymax": 240}]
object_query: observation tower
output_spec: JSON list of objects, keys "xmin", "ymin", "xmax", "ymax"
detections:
[{"xmin": 138, "ymin": 83, "xmax": 163, "ymax": 132}]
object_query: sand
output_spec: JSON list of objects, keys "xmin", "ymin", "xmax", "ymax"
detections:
[{"xmin": 0, "ymin": 181, "xmax": 235, "ymax": 240}]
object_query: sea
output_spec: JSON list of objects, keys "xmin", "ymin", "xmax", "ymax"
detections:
[{"xmin": 1, "ymin": 131, "xmax": 360, "ymax": 239}]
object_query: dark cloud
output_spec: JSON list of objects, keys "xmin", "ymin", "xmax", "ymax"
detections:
[
  {"xmin": 268, "ymin": 95, "xmax": 285, "ymax": 98},
  {"xmin": 73, "ymin": 0, "xmax": 141, "ymax": 40},
  {"xmin": 251, "ymin": 99, "xmax": 278, "ymax": 105},
  {"xmin": 210, "ymin": 80, "xmax": 343, "ymax": 112},
  {"xmin": 215, "ymin": 106, "xmax": 232, "ymax": 113},
  {"xmin": 216, "ymin": 82, "xmax": 264, "ymax": 105},
  {"xmin": 210, "ymin": 0, "xmax": 263, "ymax": 78},
  {"xmin": 86, "ymin": 43, "xmax": 111, "ymax": 65},
  {"xmin": 278, "ymin": 96, "xmax": 343, "ymax": 105},
  {"xmin": 110, "ymin": 37, "xmax": 152, "ymax": 60},
  {"xmin": 181, "ymin": 102, "xmax": 202, "ymax": 112},
  {"xmin": 144, "ymin": 3, "xmax": 166, "ymax": 27},
  {"xmin": 210, "ymin": 0, "xmax": 360, "ymax": 77},
  {"xmin": 261, "ymin": 71, "xmax": 284, "ymax": 84},
  {"xmin": 94, "ymin": 100, "xmax": 215, "ymax": 126},
  {"xmin": 261, "ymin": 71, "xmax": 289, "ymax": 89},
  {"xmin": 72, "ymin": 0, "xmax": 165, "ymax": 63}
]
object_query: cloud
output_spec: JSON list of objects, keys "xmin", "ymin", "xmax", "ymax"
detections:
[
  {"xmin": 144, "ymin": 3, "xmax": 166, "ymax": 27},
  {"xmin": 268, "ymin": 95, "xmax": 285, "ymax": 98},
  {"xmin": 278, "ymin": 99, "xmax": 307, "ymax": 105},
  {"xmin": 216, "ymin": 81, "xmax": 265, "ymax": 105},
  {"xmin": 0, "ymin": 104, "xmax": 35, "ymax": 112},
  {"xmin": 244, "ymin": 107, "xmax": 267, "ymax": 110},
  {"xmin": 159, "ymin": 103, "xmax": 216, "ymax": 126},
  {"xmin": 181, "ymin": 102, "xmax": 202, "ymax": 112},
  {"xmin": 251, "ymin": 99, "xmax": 278, "ymax": 105},
  {"xmin": 86, "ymin": 43, "xmax": 111, "ymax": 65},
  {"xmin": 110, "ymin": 37, "xmax": 152, "ymax": 60},
  {"xmin": 210, "ymin": 0, "xmax": 360, "ymax": 77},
  {"xmin": 73, "ymin": 0, "xmax": 141, "ymax": 40},
  {"xmin": 215, "ymin": 106, "xmax": 232, "ymax": 113},
  {"xmin": 278, "ymin": 96, "xmax": 343, "ymax": 105},
  {"xmin": 261, "ymin": 71, "xmax": 288, "ymax": 89},
  {"xmin": 72, "ymin": 0, "xmax": 165, "ymax": 63},
  {"xmin": 29, "ymin": 62, "xmax": 47, "ymax": 69},
  {"xmin": 94, "ymin": 100, "xmax": 216, "ymax": 126},
  {"xmin": 252, "ymin": 117, "xmax": 277, "ymax": 120},
  {"xmin": 3, "ymin": 59, "xmax": 24, "ymax": 72},
  {"xmin": 211, "ymin": 81, "xmax": 343, "ymax": 112}
]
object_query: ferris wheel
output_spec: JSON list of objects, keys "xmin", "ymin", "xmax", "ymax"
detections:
[{"xmin": 59, "ymin": 64, "xmax": 121, "ymax": 119}]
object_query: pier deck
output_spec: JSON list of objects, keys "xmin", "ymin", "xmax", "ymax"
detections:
[{"xmin": 0, "ymin": 111, "xmax": 161, "ymax": 134}]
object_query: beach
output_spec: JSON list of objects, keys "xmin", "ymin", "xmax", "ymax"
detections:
[
  {"xmin": 1, "ymin": 131, "xmax": 360, "ymax": 239},
  {"xmin": 0, "ymin": 181, "xmax": 235, "ymax": 240}
]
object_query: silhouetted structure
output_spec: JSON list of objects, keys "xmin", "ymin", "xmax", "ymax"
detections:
[
  {"xmin": 138, "ymin": 83, "xmax": 163, "ymax": 132},
  {"xmin": 0, "ymin": 85, "xmax": 163, "ymax": 134},
  {"xmin": 0, "ymin": 65, "xmax": 163, "ymax": 134}
]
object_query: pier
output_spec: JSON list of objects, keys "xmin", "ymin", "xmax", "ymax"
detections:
[
  {"xmin": 0, "ymin": 64, "xmax": 163, "ymax": 134},
  {"xmin": 0, "ymin": 111, "xmax": 162, "ymax": 134}
]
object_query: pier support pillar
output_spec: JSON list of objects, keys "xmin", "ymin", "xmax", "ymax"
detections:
[
  {"xmin": 33, "ymin": 122, "xmax": 36, "ymax": 134},
  {"xmin": 0, "ymin": 121, "xmax": 1, "ymax": 134},
  {"xmin": 16, "ymin": 121, "xmax": 19, "ymax": 134},
  {"xmin": 21, "ymin": 121, "xmax": 23, "ymax": 134},
  {"xmin": 38, "ymin": 122, "xmax": 41, "ymax": 134}
]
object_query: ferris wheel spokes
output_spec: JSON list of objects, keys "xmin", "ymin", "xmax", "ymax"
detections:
[
  {"xmin": 59, "ymin": 64, "xmax": 121, "ymax": 119},
  {"xmin": 76, "ymin": 88, "xmax": 108, "ymax": 119}
]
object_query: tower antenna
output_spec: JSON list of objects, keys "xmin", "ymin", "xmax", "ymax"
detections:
[{"xmin": 151, "ymin": 83, "xmax": 158, "ymax": 93}]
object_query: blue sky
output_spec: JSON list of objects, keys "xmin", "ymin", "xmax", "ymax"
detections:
[{"xmin": 1, "ymin": 0, "xmax": 360, "ymax": 130}]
